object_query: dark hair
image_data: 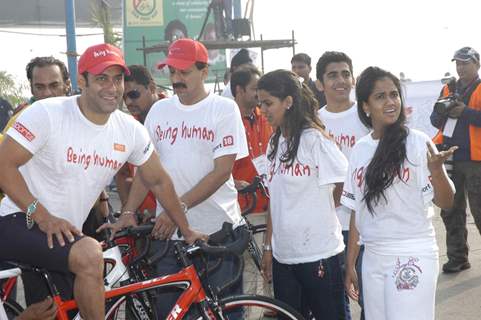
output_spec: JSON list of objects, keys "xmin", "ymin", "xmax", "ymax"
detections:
[
  {"xmin": 356, "ymin": 66, "xmax": 408, "ymax": 213},
  {"xmin": 26, "ymin": 56, "xmax": 70, "ymax": 83},
  {"xmin": 291, "ymin": 53, "xmax": 311, "ymax": 67},
  {"xmin": 230, "ymin": 49, "xmax": 252, "ymax": 71},
  {"xmin": 81, "ymin": 71, "xmax": 90, "ymax": 86},
  {"xmin": 316, "ymin": 51, "xmax": 353, "ymax": 82},
  {"xmin": 224, "ymin": 68, "xmax": 230, "ymax": 82},
  {"xmin": 230, "ymin": 65, "xmax": 261, "ymax": 98},
  {"xmin": 195, "ymin": 62, "xmax": 208, "ymax": 70},
  {"xmin": 125, "ymin": 64, "xmax": 154, "ymax": 87},
  {"xmin": 258, "ymin": 69, "xmax": 322, "ymax": 167}
]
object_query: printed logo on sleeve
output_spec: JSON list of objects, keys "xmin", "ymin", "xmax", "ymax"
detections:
[
  {"xmin": 342, "ymin": 190, "xmax": 355, "ymax": 201},
  {"xmin": 114, "ymin": 143, "xmax": 126, "ymax": 152},
  {"xmin": 143, "ymin": 142, "xmax": 152, "ymax": 154},
  {"xmin": 222, "ymin": 135, "xmax": 234, "ymax": 147},
  {"xmin": 13, "ymin": 122, "xmax": 35, "ymax": 142}
]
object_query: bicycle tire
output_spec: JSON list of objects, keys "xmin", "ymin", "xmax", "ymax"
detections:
[
  {"xmin": 242, "ymin": 215, "xmax": 273, "ymax": 299},
  {"xmin": 105, "ymin": 291, "xmax": 156, "ymax": 320},
  {"xmin": 219, "ymin": 294, "xmax": 304, "ymax": 320},
  {"xmin": 2, "ymin": 298, "xmax": 23, "ymax": 319}
]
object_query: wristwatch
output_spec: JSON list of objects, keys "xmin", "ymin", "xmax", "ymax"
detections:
[
  {"xmin": 262, "ymin": 243, "xmax": 272, "ymax": 252},
  {"xmin": 26, "ymin": 199, "xmax": 39, "ymax": 230}
]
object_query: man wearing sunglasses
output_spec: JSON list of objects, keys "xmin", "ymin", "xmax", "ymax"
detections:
[
  {"xmin": 0, "ymin": 43, "xmax": 204, "ymax": 319},
  {"xmin": 115, "ymin": 65, "xmax": 165, "ymax": 217},
  {"xmin": 118, "ymin": 38, "xmax": 248, "ymax": 318},
  {"xmin": 123, "ymin": 64, "xmax": 165, "ymax": 124}
]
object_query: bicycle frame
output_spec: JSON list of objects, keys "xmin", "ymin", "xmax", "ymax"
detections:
[
  {"xmin": 6, "ymin": 222, "xmax": 249, "ymax": 320},
  {"xmin": 37, "ymin": 244, "xmax": 213, "ymax": 320},
  {"xmin": 0, "ymin": 268, "xmax": 20, "ymax": 302}
]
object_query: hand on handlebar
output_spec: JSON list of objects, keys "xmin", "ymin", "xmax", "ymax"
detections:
[
  {"xmin": 96, "ymin": 212, "xmax": 137, "ymax": 240},
  {"xmin": 183, "ymin": 229, "xmax": 208, "ymax": 245},
  {"xmin": 151, "ymin": 212, "xmax": 177, "ymax": 240},
  {"xmin": 234, "ymin": 179, "xmax": 250, "ymax": 191}
]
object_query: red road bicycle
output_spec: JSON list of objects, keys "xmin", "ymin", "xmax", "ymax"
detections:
[{"xmin": 3, "ymin": 223, "xmax": 303, "ymax": 320}]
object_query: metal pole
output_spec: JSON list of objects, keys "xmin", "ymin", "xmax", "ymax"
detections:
[
  {"xmin": 260, "ymin": 34, "xmax": 264, "ymax": 73},
  {"xmin": 292, "ymin": 30, "xmax": 295, "ymax": 56},
  {"xmin": 233, "ymin": 0, "xmax": 242, "ymax": 19},
  {"xmin": 65, "ymin": 0, "xmax": 78, "ymax": 92},
  {"xmin": 142, "ymin": 36, "xmax": 147, "ymax": 67}
]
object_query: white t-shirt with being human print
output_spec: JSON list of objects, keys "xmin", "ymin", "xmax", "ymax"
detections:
[
  {"xmin": 318, "ymin": 103, "xmax": 370, "ymax": 230},
  {"xmin": 341, "ymin": 129, "xmax": 446, "ymax": 256},
  {"xmin": 144, "ymin": 92, "xmax": 248, "ymax": 236},
  {"xmin": 266, "ymin": 128, "xmax": 348, "ymax": 264},
  {"xmin": 0, "ymin": 96, "xmax": 153, "ymax": 229}
]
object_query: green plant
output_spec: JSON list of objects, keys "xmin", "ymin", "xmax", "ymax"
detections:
[
  {"xmin": 0, "ymin": 71, "xmax": 28, "ymax": 107},
  {"xmin": 90, "ymin": 0, "xmax": 122, "ymax": 46}
]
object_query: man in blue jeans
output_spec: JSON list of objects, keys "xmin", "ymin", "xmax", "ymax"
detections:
[{"xmin": 110, "ymin": 38, "xmax": 249, "ymax": 319}]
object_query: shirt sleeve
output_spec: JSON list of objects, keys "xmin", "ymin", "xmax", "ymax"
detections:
[
  {"xmin": 212, "ymin": 102, "xmax": 248, "ymax": 160},
  {"xmin": 127, "ymin": 120, "xmax": 154, "ymax": 166},
  {"xmin": 6, "ymin": 102, "xmax": 50, "ymax": 154},
  {"xmin": 341, "ymin": 160, "xmax": 356, "ymax": 210},
  {"xmin": 313, "ymin": 134, "xmax": 348, "ymax": 186}
]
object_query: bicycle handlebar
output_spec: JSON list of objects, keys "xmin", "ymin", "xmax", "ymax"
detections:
[
  {"xmin": 238, "ymin": 176, "xmax": 269, "ymax": 216},
  {"xmin": 194, "ymin": 222, "xmax": 250, "ymax": 256},
  {"xmin": 238, "ymin": 176, "xmax": 262, "ymax": 195}
]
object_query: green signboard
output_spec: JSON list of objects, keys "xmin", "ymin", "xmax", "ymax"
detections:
[{"xmin": 123, "ymin": 0, "xmax": 227, "ymax": 86}]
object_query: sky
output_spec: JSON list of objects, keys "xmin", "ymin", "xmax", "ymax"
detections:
[
  {"xmin": 1, "ymin": 0, "xmax": 480, "ymax": 89},
  {"xmin": 251, "ymin": 0, "xmax": 481, "ymax": 81}
]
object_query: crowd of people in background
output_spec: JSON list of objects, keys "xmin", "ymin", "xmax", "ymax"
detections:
[{"xmin": 0, "ymin": 39, "xmax": 480, "ymax": 320}]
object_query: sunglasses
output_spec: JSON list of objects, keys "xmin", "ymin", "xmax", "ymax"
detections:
[{"xmin": 124, "ymin": 90, "xmax": 141, "ymax": 100}]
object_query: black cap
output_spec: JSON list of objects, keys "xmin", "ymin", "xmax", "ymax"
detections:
[{"xmin": 452, "ymin": 47, "xmax": 480, "ymax": 63}]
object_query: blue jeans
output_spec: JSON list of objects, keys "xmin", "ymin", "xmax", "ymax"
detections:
[
  {"xmin": 151, "ymin": 229, "xmax": 243, "ymax": 320},
  {"xmin": 273, "ymin": 253, "xmax": 348, "ymax": 320},
  {"xmin": 341, "ymin": 230, "xmax": 352, "ymax": 320}
]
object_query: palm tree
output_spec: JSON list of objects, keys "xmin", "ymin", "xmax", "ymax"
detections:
[{"xmin": 90, "ymin": 0, "xmax": 121, "ymax": 46}]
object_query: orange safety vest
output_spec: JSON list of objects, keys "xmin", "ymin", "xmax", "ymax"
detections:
[{"xmin": 433, "ymin": 83, "xmax": 481, "ymax": 160}]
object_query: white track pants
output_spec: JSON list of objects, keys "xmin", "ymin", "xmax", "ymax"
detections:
[{"xmin": 362, "ymin": 248, "xmax": 438, "ymax": 320}]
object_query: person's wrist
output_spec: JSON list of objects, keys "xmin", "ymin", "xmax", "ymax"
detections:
[
  {"xmin": 179, "ymin": 227, "xmax": 193, "ymax": 238},
  {"xmin": 180, "ymin": 202, "xmax": 188, "ymax": 215},
  {"xmin": 31, "ymin": 205, "xmax": 49, "ymax": 223}
]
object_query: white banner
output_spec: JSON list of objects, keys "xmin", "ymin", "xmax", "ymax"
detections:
[{"xmin": 402, "ymin": 80, "xmax": 443, "ymax": 138}]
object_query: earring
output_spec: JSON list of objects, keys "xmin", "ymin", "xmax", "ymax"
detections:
[
  {"xmin": 366, "ymin": 112, "xmax": 370, "ymax": 117},
  {"xmin": 287, "ymin": 104, "xmax": 292, "ymax": 110}
]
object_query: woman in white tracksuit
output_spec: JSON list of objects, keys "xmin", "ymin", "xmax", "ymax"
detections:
[{"xmin": 342, "ymin": 66, "xmax": 456, "ymax": 320}]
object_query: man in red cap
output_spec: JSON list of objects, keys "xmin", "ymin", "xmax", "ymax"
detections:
[
  {"xmin": 121, "ymin": 38, "xmax": 248, "ymax": 317},
  {"xmin": 0, "ymin": 43, "xmax": 204, "ymax": 319}
]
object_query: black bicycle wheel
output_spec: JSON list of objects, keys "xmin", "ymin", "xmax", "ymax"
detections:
[
  {"xmin": 3, "ymin": 298, "xmax": 23, "ymax": 319},
  {"xmin": 105, "ymin": 291, "xmax": 156, "ymax": 320},
  {"xmin": 220, "ymin": 294, "xmax": 304, "ymax": 320},
  {"xmin": 242, "ymin": 218, "xmax": 273, "ymax": 298}
]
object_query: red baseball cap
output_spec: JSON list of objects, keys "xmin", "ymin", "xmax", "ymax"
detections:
[
  {"xmin": 78, "ymin": 43, "xmax": 130, "ymax": 75},
  {"xmin": 157, "ymin": 38, "xmax": 208, "ymax": 70}
]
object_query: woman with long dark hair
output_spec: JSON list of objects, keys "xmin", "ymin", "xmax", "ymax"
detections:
[
  {"xmin": 259, "ymin": 69, "xmax": 350, "ymax": 319},
  {"xmin": 342, "ymin": 67, "xmax": 456, "ymax": 320}
]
